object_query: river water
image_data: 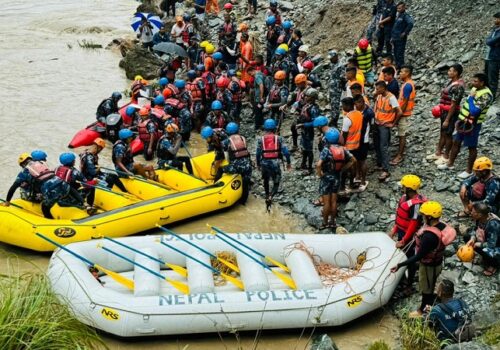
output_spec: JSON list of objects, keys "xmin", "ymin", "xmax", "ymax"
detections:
[{"xmin": 0, "ymin": 0, "xmax": 398, "ymax": 348}]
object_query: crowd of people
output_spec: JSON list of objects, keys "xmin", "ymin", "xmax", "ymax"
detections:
[{"xmin": 2, "ymin": 0, "xmax": 499, "ymax": 343}]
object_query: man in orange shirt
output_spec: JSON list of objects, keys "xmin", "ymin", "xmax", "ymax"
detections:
[
  {"xmin": 391, "ymin": 64, "xmax": 416, "ymax": 165},
  {"xmin": 239, "ymin": 33, "xmax": 253, "ymax": 84},
  {"xmin": 206, "ymin": 0, "xmax": 219, "ymax": 15},
  {"xmin": 340, "ymin": 97, "xmax": 363, "ymax": 191}
]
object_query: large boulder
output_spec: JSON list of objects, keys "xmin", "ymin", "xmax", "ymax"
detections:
[
  {"xmin": 119, "ymin": 46, "xmax": 164, "ymax": 80},
  {"xmin": 136, "ymin": 0, "xmax": 162, "ymax": 16}
]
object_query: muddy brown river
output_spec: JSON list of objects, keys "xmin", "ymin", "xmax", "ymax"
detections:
[{"xmin": 0, "ymin": 0, "xmax": 398, "ymax": 348}]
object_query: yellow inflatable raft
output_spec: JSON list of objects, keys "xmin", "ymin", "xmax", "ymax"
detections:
[{"xmin": 0, "ymin": 152, "xmax": 242, "ymax": 251}]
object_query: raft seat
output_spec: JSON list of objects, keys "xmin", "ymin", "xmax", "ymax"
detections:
[
  {"xmin": 134, "ymin": 248, "xmax": 161, "ymax": 297},
  {"xmin": 284, "ymin": 249, "xmax": 323, "ymax": 290},
  {"xmin": 187, "ymin": 248, "xmax": 215, "ymax": 294},
  {"xmin": 236, "ymin": 251, "xmax": 270, "ymax": 292}
]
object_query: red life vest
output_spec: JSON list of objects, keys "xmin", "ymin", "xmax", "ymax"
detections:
[
  {"xmin": 262, "ymin": 134, "xmax": 279, "ymax": 159},
  {"xmin": 222, "ymin": 22, "xmax": 234, "ymax": 34},
  {"xmin": 166, "ymin": 84, "xmax": 180, "ymax": 97},
  {"xmin": 229, "ymin": 79, "xmax": 242, "ymax": 102},
  {"xmin": 138, "ymin": 120, "xmax": 160, "ymax": 143},
  {"xmin": 269, "ymin": 85, "xmax": 283, "ymax": 103},
  {"xmin": 202, "ymin": 71, "xmax": 216, "ymax": 96},
  {"xmin": 328, "ymin": 145, "xmax": 345, "ymax": 172},
  {"xmin": 439, "ymin": 79, "xmax": 465, "ymax": 107},
  {"xmin": 229, "ymin": 135, "xmax": 249, "ymax": 158},
  {"xmin": 416, "ymin": 224, "xmax": 456, "ymax": 265},
  {"xmin": 55, "ymin": 165, "xmax": 73, "ymax": 183},
  {"xmin": 165, "ymin": 98, "xmax": 185, "ymax": 111},
  {"xmin": 395, "ymin": 194, "xmax": 427, "ymax": 232},
  {"xmin": 186, "ymin": 79, "xmax": 203, "ymax": 101},
  {"xmin": 26, "ymin": 161, "xmax": 54, "ymax": 181},
  {"xmin": 181, "ymin": 24, "xmax": 191, "ymax": 44}
]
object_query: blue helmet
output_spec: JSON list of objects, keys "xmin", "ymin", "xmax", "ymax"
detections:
[
  {"xmin": 263, "ymin": 118, "xmax": 277, "ymax": 131},
  {"xmin": 59, "ymin": 152, "xmax": 76, "ymax": 166},
  {"xmin": 201, "ymin": 126, "xmax": 214, "ymax": 139},
  {"xmin": 270, "ymin": 0, "xmax": 278, "ymax": 6},
  {"xmin": 174, "ymin": 79, "xmax": 186, "ymax": 89},
  {"xmin": 183, "ymin": 13, "xmax": 191, "ymax": 21},
  {"xmin": 159, "ymin": 77, "xmax": 168, "ymax": 87},
  {"xmin": 154, "ymin": 95, "xmax": 165, "ymax": 106},
  {"xmin": 211, "ymin": 100, "xmax": 223, "ymax": 111},
  {"xmin": 266, "ymin": 16, "xmax": 276, "ymax": 26},
  {"xmin": 125, "ymin": 106, "xmax": 137, "ymax": 117},
  {"xmin": 282, "ymin": 20, "xmax": 293, "ymax": 30},
  {"xmin": 213, "ymin": 52, "xmax": 223, "ymax": 61},
  {"xmin": 31, "ymin": 150, "xmax": 47, "ymax": 161},
  {"xmin": 226, "ymin": 122, "xmax": 239, "ymax": 135},
  {"xmin": 325, "ymin": 128, "xmax": 340, "ymax": 144},
  {"xmin": 275, "ymin": 47, "xmax": 286, "ymax": 56},
  {"xmin": 187, "ymin": 70, "xmax": 197, "ymax": 79},
  {"xmin": 111, "ymin": 91, "xmax": 122, "ymax": 100},
  {"xmin": 228, "ymin": 69, "xmax": 236, "ymax": 77},
  {"xmin": 313, "ymin": 116, "xmax": 329, "ymax": 128},
  {"xmin": 195, "ymin": 64, "xmax": 205, "ymax": 72},
  {"xmin": 118, "ymin": 128, "xmax": 134, "ymax": 140}
]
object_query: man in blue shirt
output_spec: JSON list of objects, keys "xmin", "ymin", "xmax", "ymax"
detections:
[
  {"xmin": 391, "ymin": 2, "xmax": 414, "ymax": 69},
  {"xmin": 153, "ymin": 25, "xmax": 170, "ymax": 46},
  {"xmin": 382, "ymin": 66, "xmax": 400, "ymax": 97},
  {"xmin": 377, "ymin": 0, "xmax": 397, "ymax": 55}
]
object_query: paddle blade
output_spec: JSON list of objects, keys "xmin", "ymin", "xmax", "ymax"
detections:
[
  {"xmin": 166, "ymin": 263, "xmax": 188, "ymax": 277},
  {"xmin": 265, "ymin": 256, "xmax": 290, "ymax": 273},
  {"xmin": 272, "ymin": 270, "xmax": 296, "ymax": 290},
  {"xmin": 94, "ymin": 264, "xmax": 135, "ymax": 290},
  {"xmin": 217, "ymin": 257, "xmax": 240, "ymax": 274},
  {"xmin": 165, "ymin": 277, "xmax": 190, "ymax": 294},
  {"xmin": 221, "ymin": 273, "xmax": 244, "ymax": 290}
]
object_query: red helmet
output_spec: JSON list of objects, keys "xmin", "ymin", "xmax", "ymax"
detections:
[
  {"xmin": 358, "ymin": 38, "xmax": 369, "ymax": 50},
  {"xmin": 302, "ymin": 60, "xmax": 314, "ymax": 71},
  {"xmin": 223, "ymin": 3, "xmax": 233, "ymax": 9},
  {"xmin": 163, "ymin": 88, "xmax": 173, "ymax": 99},
  {"xmin": 216, "ymin": 76, "xmax": 230, "ymax": 88},
  {"xmin": 431, "ymin": 105, "xmax": 442, "ymax": 118}
]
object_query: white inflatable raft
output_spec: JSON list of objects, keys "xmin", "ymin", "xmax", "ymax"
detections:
[{"xmin": 47, "ymin": 232, "xmax": 406, "ymax": 337}]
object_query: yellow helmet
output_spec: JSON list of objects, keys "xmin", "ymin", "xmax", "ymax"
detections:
[
  {"xmin": 18, "ymin": 152, "xmax": 31, "ymax": 165},
  {"xmin": 134, "ymin": 75, "xmax": 144, "ymax": 81},
  {"xmin": 456, "ymin": 245, "xmax": 475, "ymax": 262},
  {"xmin": 419, "ymin": 201, "xmax": 442, "ymax": 219},
  {"xmin": 200, "ymin": 41, "xmax": 209, "ymax": 48},
  {"xmin": 278, "ymin": 43, "xmax": 289, "ymax": 52},
  {"xmin": 205, "ymin": 44, "xmax": 215, "ymax": 54},
  {"xmin": 473, "ymin": 157, "xmax": 493, "ymax": 171},
  {"xmin": 400, "ymin": 174, "xmax": 421, "ymax": 191}
]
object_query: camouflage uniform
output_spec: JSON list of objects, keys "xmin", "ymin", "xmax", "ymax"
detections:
[
  {"xmin": 205, "ymin": 110, "xmax": 232, "ymax": 130},
  {"xmin": 462, "ymin": 174, "xmax": 500, "ymax": 214},
  {"xmin": 329, "ymin": 60, "xmax": 345, "ymax": 127},
  {"xmin": 318, "ymin": 144, "xmax": 353, "ymax": 195},
  {"xmin": 256, "ymin": 134, "xmax": 291, "ymax": 199}
]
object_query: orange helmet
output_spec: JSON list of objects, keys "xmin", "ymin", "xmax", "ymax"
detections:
[
  {"xmin": 165, "ymin": 123, "xmax": 179, "ymax": 133},
  {"xmin": 294, "ymin": 73, "xmax": 307, "ymax": 85},
  {"xmin": 239, "ymin": 23, "xmax": 249, "ymax": 31},
  {"xmin": 139, "ymin": 107, "xmax": 149, "ymax": 117},
  {"xmin": 163, "ymin": 88, "xmax": 173, "ymax": 99},
  {"xmin": 274, "ymin": 70, "xmax": 286, "ymax": 80},
  {"xmin": 93, "ymin": 138, "xmax": 106, "ymax": 149}
]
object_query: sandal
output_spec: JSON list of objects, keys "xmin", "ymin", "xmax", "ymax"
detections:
[
  {"xmin": 319, "ymin": 223, "xmax": 329, "ymax": 230},
  {"xmin": 311, "ymin": 199, "xmax": 323, "ymax": 206},
  {"xmin": 390, "ymin": 157, "xmax": 403, "ymax": 166},
  {"xmin": 457, "ymin": 210, "xmax": 470, "ymax": 218},
  {"xmin": 378, "ymin": 172, "xmax": 390, "ymax": 182},
  {"xmin": 483, "ymin": 266, "xmax": 497, "ymax": 276}
]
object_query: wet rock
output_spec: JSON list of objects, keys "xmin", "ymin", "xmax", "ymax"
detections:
[
  {"xmin": 209, "ymin": 17, "xmax": 223, "ymax": 28},
  {"xmin": 136, "ymin": 0, "xmax": 162, "ymax": 16},
  {"xmin": 459, "ymin": 51, "xmax": 476, "ymax": 63},
  {"xmin": 444, "ymin": 342, "xmax": 491, "ymax": 350},
  {"xmin": 365, "ymin": 213, "xmax": 379, "ymax": 225},
  {"xmin": 440, "ymin": 269, "xmax": 462, "ymax": 285},
  {"xmin": 279, "ymin": 1, "xmax": 294, "ymax": 11},
  {"xmin": 119, "ymin": 46, "xmax": 164, "ymax": 80},
  {"xmin": 310, "ymin": 334, "xmax": 339, "ymax": 350},
  {"xmin": 461, "ymin": 271, "xmax": 476, "ymax": 284},
  {"xmin": 376, "ymin": 188, "xmax": 391, "ymax": 202},
  {"xmin": 433, "ymin": 178, "xmax": 452, "ymax": 192}
]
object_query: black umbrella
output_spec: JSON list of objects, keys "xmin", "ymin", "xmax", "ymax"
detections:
[{"xmin": 153, "ymin": 42, "xmax": 188, "ymax": 58}]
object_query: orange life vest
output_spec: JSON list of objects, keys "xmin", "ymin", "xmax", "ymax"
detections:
[
  {"xmin": 138, "ymin": 119, "xmax": 160, "ymax": 143},
  {"xmin": 374, "ymin": 92, "xmax": 396, "ymax": 125},
  {"xmin": 395, "ymin": 194, "xmax": 427, "ymax": 233},
  {"xmin": 328, "ymin": 145, "xmax": 346, "ymax": 172},
  {"xmin": 344, "ymin": 110, "xmax": 363, "ymax": 151},
  {"xmin": 399, "ymin": 79, "xmax": 416, "ymax": 117},
  {"xmin": 186, "ymin": 79, "xmax": 203, "ymax": 101}
]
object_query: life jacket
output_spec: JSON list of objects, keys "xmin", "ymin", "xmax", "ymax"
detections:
[
  {"xmin": 222, "ymin": 21, "xmax": 234, "ymax": 35},
  {"xmin": 294, "ymin": 87, "xmax": 305, "ymax": 104},
  {"xmin": 439, "ymin": 79, "xmax": 465, "ymax": 107},
  {"xmin": 79, "ymin": 151, "xmax": 98, "ymax": 177},
  {"xmin": 269, "ymin": 85, "xmax": 284, "ymax": 103},
  {"xmin": 165, "ymin": 98, "xmax": 185, "ymax": 112},
  {"xmin": 398, "ymin": 79, "xmax": 416, "ymax": 117},
  {"xmin": 166, "ymin": 84, "xmax": 180, "ymax": 98},
  {"xmin": 138, "ymin": 119, "xmax": 160, "ymax": 143},
  {"xmin": 299, "ymin": 103, "xmax": 314, "ymax": 123},
  {"xmin": 186, "ymin": 79, "xmax": 203, "ymax": 101},
  {"xmin": 229, "ymin": 79, "xmax": 242, "ymax": 102},
  {"xmin": 354, "ymin": 45, "xmax": 373, "ymax": 73},
  {"xmin": 374, "ymin": 92, "xmax": 396, "ymax": 124},
  {"xmin": 470, "ymin": 175, "xmax": 499, "ymax": 200},
  {"xmin": 344, "ymin": 110, "xmax": 363, "ymax": 150},
  {"xmin": 328, "ymin": 145, "xmax": 346, "ymax": 172},
  {"xmin": 204, "ymin": 56, "xmax": 215, "ymax": 72},
  {"xmin": 229, "ymin": 135, "xmax": 250, "ymax": 158},
  {"xmin": 96, "ymin": 98, "xmax": 115, "ymax": 118},
  {"xmin": 151, "ymin": 106, "xmax": 168, "ymax": 123},
  {"xmin": 181, "ymin": 23, "xmax": 191, "ymax": 44},
  {"xmin": 458, "ymin": 87, "xmax": 493, "ymax": 124},
  {"xmin": 395, "ymin": 194, "xmax": 427, "ymax": 233},
  {"xmin": 215, "ymin": 112, "xmax": 226, "ymax": 129},
  {"xmin": 202, "ymin": 71, "xmax": 216, "ymax": 96},
  {"xmin": 26, "ymin": 161, "xmax": 54, "ymax": 182},
  {"xmin": 416, "ymin": 224, "xmax": 456, "ymax": 265},
  {"xmin": 55, "ymin": 165, "xmax": 73, "ymax": 184},
  {"xmin": 262, "ymin": 134, "xmax": 279, "ymax": 159},
  {"xmin": 112, "ymin": 140, "xmax": 133, "ymax": 166}
]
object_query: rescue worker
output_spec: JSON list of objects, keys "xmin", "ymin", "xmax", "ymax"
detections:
[
  {"xmin": 248, "ymin": 65, "xmax": 266, "ymax": 130},
  {"xmin": 137, "ymin": 107, "xmax": 160, "ymax": 161},
  {"xmin": 438, "ymin": 73, "xmax": 494, "ymax": 179},
  {"xmin": 265, "ymin": 70, "xmax": 289, "ymax": 130},
  {"xmin": 55, "ymin": 152, "xmax": 88, "ymax": 193},
  {"xmin": 186, "ymin": 69, "xmax": 207, "ymax": 131},
  {"xmin": 430, "ymin": 64, "xmax": 465, "ymax": 165},
  {"xmin": 228, "ymin": 69, "xmax": 243, "ymax": 123},
  {"xmin": 201, "ymin": 126, "xmax": 227, "ymax": 179},
  {"xmin": 391, "ymin": 201, "xmax": 457, "ymax": 318},
  {"xmin": 205, "ymin": 100, "xmax": 231, "ymax": 129},
  {"xmin": 283, "ymin": 73, "xmax": 308, "ymax": 150},
  {"xmin": 302, "ymin": 61, "xmax": 321, "ymax": 89},
  {"xmin": 459, "ymin": 157, "xmax": 500, "ymax": 216},
  {"xmin": 377, "ymin": 0, "xmax": 397, "ymax": 55},
  {"xmin": 218, "ymin": 12, "xmax": 236, "ymax": 46},
  {"xmin": 391, "ymin": 1, "xmax": 414, "ymax": 69},
  {"xmin": 265, "ymin": 16, "xmax": 282, "ymax": 66},
  {"xmin": 265, "ymin": 0, "xmax": 282, "ymax": 26},
  {"xmin": 288, "ymin": 29, "xmax": 303, "ymax": 65},
  {"xmin": 354, "ymin": 38, "xmax": 376, "ymax": 86},
  {"xmin": 271, "ymin": 48, "xmax": 291, "ymax": 80},
  {"xmin": 175, "ymin": 79, "xmax": 192, "ymax": 110},
  {"xmin": 296, "ymin": 88, "xmax": 321, "ymax": 174},
  {"xmin": 215, "ymin": 76, "xmax": 234, "ymax": 115},
  {"xmin": 165, "ymin": 97, "xmax": 192, "ymax": 142},
  {"xmin": 329, "ymin": 50, "xmax": 344, "ymax": 128},
  {"xmin": 466, "ymin": 202, "xmax": 500, "ymax": 276},
  {"xmin": 223, "ymin": 3, "xmax": 236, "ymax": 22},
  {"xmin": 391, "ymin": 64, "xmax": 416, "ymax": 165},
  {"xmin": 112, "ymin": 129, "xmax": 156, "ymax": 180},
  {"xmin": 156, "ymin": 123, "xmax": 194, "ymax": 174},
  {"xmin": 215, "ymin": 122, "xmax": 253, "ymax": 204},
  {"xmin": 373, "ymin": 80, "xmax": 402, "ymax": 182},
  {"xmin": 256, "ymin": 119, "xmax": 292, "ymax": 211},
  {"xmin": 281, "ymin": 20, "xmax": 294, "ymax": 45},
  {"xmin": 353, "ymin": 95, "xmax": 374, "ymax": 189},
  {"xmin": 316, "ymin": 128, "xmax": 355, "ymax": 230},
  {"xmin": 96, "ymin": 92, "xmax": 122, "ymax": 123},
  {"xmin": 181, "ymin": 13, "xmax": 195, "ymax": 47},
  {"xmin": 151, "ymin": 95, "xmax": 169, "ymax": 129},
  {"xmin": 390, "ymin": 174, "xmax": 427, "ymax": 294},
  {"xmin": 4, "ymin": 153, "xmax": 39, "ymax": 205}
]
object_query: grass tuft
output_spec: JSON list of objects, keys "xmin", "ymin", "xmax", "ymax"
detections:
[
  {"xmin": 480, "ymin": 322, "xmax": 500, "ymax": 346},
  {"xmin": 367, "ymin": 339, "xmax": 392, "ymax": 350},
  {"xmin": 77, "ymin": 39, "xmax": 102, "ymax": 49},
  {"xmin": 398, "ymin": 310, "xmax": 450, "ymax": 350}
]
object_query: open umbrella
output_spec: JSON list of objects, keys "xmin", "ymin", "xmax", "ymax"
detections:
[
  {"xmin": 131, "ymin": 13, "xmax": 163, "ymax": 34},
  {"xmin": 153, "ymin": 42, "xmax": 188, "ymax": 58}
]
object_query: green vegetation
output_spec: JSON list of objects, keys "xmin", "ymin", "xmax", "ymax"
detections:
[
  {"xmin": 398, "ymin": 311, "xmax": 450, "ymax": 350},
  {"xmin": 367, "ymin": 340, "xmax": 391, "ymax": 350},
  {"xmin": 481, "ymin": 322, "xmax": 500, "ymax": 346},
  {"xmin": 77, "ymin": 39, "xmax": 102, "ymax": 49},
  {"xmin": 0, "ymin": 272, "xmax": 105, "ymax": 349}
]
